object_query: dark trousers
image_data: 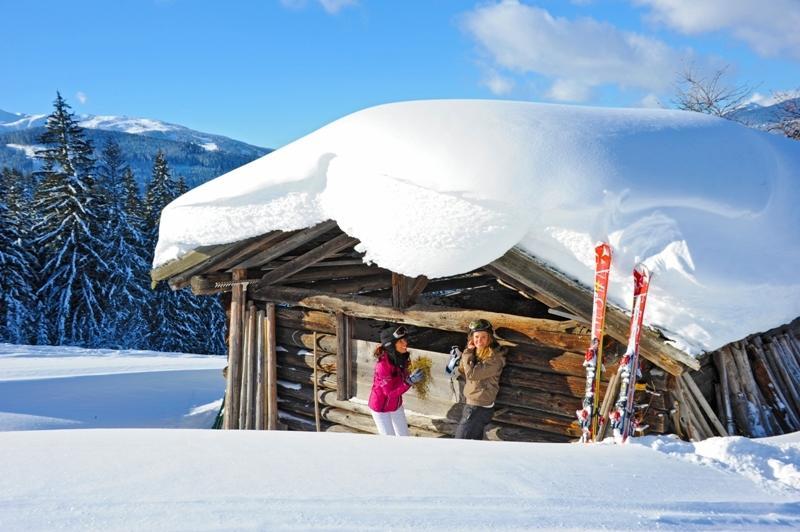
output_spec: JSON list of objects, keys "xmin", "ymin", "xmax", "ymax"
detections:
[{"xmin": 455, "ymin": 404, "xmax": 494, "ymax": 440}]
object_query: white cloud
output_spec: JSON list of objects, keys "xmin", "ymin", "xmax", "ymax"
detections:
[
  {"xmin": 462, "ymin": 1, "xmax": 687, "ymax": 102},
  {"xmin": 746, "ymin": 90, "xmax": 800, "ymax": 107},
  {"xmin": 318, "ymin": 0, "xmax": 357, "ymax": 14},
  {"xmin": 76, "ymin": 91, "xmax": 88, "ymax": 104},
  {"xmin": 634, "ymin": 0, "xmax": 800, "ymax": 59},
  {"xmin": 483, "ymin": 71, "xmax": 515, "ymax": 95},
  {"xmin": 280, "ymin": 0, "xmax": 357, "ymax": 14},
  {"xmin": 546, "ymin": 79, "xmax": 590, "ymax": 102},
  {"xmin": 638, "ymin": 93, "xmax": 663, "ymax": 108}
]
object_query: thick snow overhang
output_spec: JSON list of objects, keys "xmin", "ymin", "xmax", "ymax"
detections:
[{"xmin": 152, "ymin": 100, "xmax": 800, "ymax": 357}]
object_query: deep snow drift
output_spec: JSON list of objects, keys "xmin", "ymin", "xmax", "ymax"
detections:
[
  {"xmin": 1, "ymin": 345, "xmax": 799, "ymax": 530},
  {"xmin": 153, "ymin": 100, "xmax": 800, "ymax": 354}
]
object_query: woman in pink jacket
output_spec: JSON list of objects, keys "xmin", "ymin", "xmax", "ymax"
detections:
[{"xmin": 368, "ymin": 325, "xmax": 424, "ymax": 436}]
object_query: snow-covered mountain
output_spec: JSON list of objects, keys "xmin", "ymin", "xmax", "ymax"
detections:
[
  {"xmin": 728, "ymin": 96, "xmax": 800, "ymax": 131},
  {"xmin": 0, "ymin": 108, "xmax": 271, "ymax": 188},
  {"xmin": 0, "ymin": 109, "xmax": 266, "ymax": 156}
]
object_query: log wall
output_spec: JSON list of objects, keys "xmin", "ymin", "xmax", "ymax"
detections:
[
  {"xmin": 224, "ymin": 299, "xmax": 677, "ymax": 442},
  {"xmin": 699, "ymin": 324, "xmax": 800, "ymax": 438}
]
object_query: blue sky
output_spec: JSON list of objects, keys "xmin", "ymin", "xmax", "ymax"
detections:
[{"xmin": 2, "ymin": 0, "xmax": 799, "ymax": 148}]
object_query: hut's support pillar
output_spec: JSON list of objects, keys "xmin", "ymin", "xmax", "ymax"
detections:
[
  {"xmin": 266, "ymin": 302, "xmax": 279, "ymax": 429},
  {"xmin": 223, "ymin": 269, "xmax": 247, "ymax": 429}
]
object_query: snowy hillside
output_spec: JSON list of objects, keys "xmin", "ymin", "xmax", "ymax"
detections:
[{"xmin": 154, "ymin": 99, "xmax": 800, "ymax": 355}]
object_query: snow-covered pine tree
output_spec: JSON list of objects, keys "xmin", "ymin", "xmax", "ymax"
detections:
[
  {"xmin": 143, "ymin": 151, "xmax": 185, "ymax": 352},
  {"xmin": 0, "ymin": 167, "xmax": 38, "ymax": 343},
  {"xmin": 95, "ymin": 139, "xmax": 150, "ymax": 348},
  {"xmin": 167, "ymin": 176, "xmax": 226, "ymax": 355},
  {"xmin": 32, "ymin": 92, "xmax": 110, "ymax": 346}
]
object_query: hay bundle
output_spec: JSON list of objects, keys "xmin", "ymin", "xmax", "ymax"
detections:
[{"xmin": 408, "ymin": 355, "xmax": 433, "ymax": 400}]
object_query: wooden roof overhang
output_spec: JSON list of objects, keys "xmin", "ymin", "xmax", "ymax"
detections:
[{"xmin": 151, "ymin": 220, "xmax": 699, "ymax": 375}]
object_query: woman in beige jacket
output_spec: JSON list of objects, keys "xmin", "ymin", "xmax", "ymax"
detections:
[{"xmin": 455, "ymin": 319, "xmax": 506, "ymax": 440}]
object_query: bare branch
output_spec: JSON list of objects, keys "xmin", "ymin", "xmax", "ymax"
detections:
[{"xmin": 672, "ymin": 65, "xmax": 755, "ymax": 121}]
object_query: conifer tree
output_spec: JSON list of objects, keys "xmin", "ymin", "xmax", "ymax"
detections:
[
  {"xmin": 0, "ymin": 167, "xmax": 37, "ymax": 343},
  {"xmin": 96, "ymin": 140, "xmax": 150, "ymax": 347},
  {"xmin": 143, "ymin": 151, "xmax": 183, "ymax": 351},
  {"xmin": 32, "ymin": 92, "xmax": 108, "ymax": 345}
]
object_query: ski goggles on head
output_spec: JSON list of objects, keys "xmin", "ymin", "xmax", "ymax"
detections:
[
  {"xmin": 468, "ymin": 319, "xmax": 493, "ymax": 332},
  {"xmin": 392, "ymin": 326, "xmax": 408, "ymax": 339}
]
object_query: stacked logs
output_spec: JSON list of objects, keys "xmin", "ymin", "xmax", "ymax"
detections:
[
  {"xmin": 270, "ymin": 305, "xmax": 672, "ymax": 442},
  {"xmin": 709, "ymin": 329, "xmax": 800, "ymax": 437}
]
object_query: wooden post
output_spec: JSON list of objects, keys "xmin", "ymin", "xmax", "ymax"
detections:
[
  {"xmin": 266, "ymin": 302, "xmax": 279, "ymax": 430},
  {"xmin": 313, "ymin": 332, "xmax": 321, "ymax": 432},
  {"xmin": 240, "ymin": 303, "xmax": 253, "ymax": 430},
  {"xmin": 680, "ymin": 373, "xmax": 728, "ymax": 436},
  {"xmin": 223, "ymin": 269, "xmax": 247, "ymax": 429},
  {"xmin": 336, "ymin": 311, "xmax": 351, "ymax": 401},
  {"xmin": 246, "ymin": 302, "xmax": 258, "ymax": 429},
  {"xmin": 596, "ymin": 368, "xmax": 621, "ymax": 441},
  {"xmin": 255, "ymin": 308, "xmax": 266, "ymax": 430},
  {"xmin": 712, "ymin": 349, "xmax": 736, "ymax": 435}
]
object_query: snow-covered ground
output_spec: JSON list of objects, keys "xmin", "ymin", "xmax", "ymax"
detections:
[
  {"xmin": 1, "ymin": 345, "xmax": 799, "ymax": 530},
  {"xmin": 0, "ymin": 344, "xmax": 226, "ymax": 430}
]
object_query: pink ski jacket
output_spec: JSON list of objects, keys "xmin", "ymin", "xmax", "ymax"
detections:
[{"xmin": 368, "ymin": 352, "xmax": 411, "ymax": 413}]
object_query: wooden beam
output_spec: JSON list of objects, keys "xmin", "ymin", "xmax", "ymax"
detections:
[
  {"xmin": 336, "ymin": 311, "xmax": 351, "ymax": 401},
  {"xmin": 223, "ymin": 269, "xmax": 247, "ymax": 429},
  {"xmin": 230, "ymin": 220, "xmax": 338, "ymax": 270},
  {"xmin": 488, "ymin": 246, "xmax": 698, "ymax": 374},
  {"xmin": 257, "ymin": 233, "xmax": 360, "ymax": 287},
  {"xmin": 391, "ymin": 273, "xmax": 412, "ymax": 308},
  {"xmin": 152, "ymin": 242, "xmax": 236, "ymax": 284},
  {"xmin": 265, "ymin": 302, "xmax": 278, "ymax": 430},
  {"xmin": 280, "ymin": 264, "xmax": 387, "ymax": 283},
  {"xmin": 407, "ymin": 275, "xmax": 429, "ymax": 304},
  {"xmin": 253, "ymin": 285, "xmax": 591, "ymax": 351},
  {"xmin": 168, "ymin": 237, "xmax": 268, "ymax": 290}
]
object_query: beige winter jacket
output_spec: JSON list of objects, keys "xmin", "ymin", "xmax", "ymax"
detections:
[{"xmin": 459, "ymin": 345, "xmax": 507, "ymax": 407}]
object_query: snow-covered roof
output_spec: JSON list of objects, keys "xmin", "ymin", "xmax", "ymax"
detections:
[{"xmin": 154, "ymin": 99, "xmax": 800, "ymax": 355}]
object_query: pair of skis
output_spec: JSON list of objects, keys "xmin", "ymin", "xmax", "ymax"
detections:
[{"xmin": 577, "ymin": 242, "xmax": 651, "ymax": 443}]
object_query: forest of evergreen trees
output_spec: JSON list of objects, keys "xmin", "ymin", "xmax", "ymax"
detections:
[{"xmin": 0, "ymin": 93, "xmax": 226, "ymax": 354}]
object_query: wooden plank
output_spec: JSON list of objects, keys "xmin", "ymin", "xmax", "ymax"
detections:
[
  {"xmin": 276, "ymin": 308, "xmax": 336, "ymax": 334},
  {"xmin": 281, "ymin": 264, "xmax": 388, "ymax": 283},
  {"xmin": 336, "ymin": 311, "xmax": 349, "ymax": 401},
  {"xmin": 258, "ymin": 233, "xmax": 360, "ymax": 287},
  {"xmin": 252, "ymin": 286, "xmax": 591, "ymax": 351},
  {"xmin": 231, "ymin": 220, "xmax": 338, "ymax": 270},
  {"xmin": 266, "ymin": 302, "xmax": 278, "ymax": 430},
  {"xmin": 392, "ymin": 273, "xmax": 413, "ymax": 308},
  {"xmin": 407, "ymin": 276, "xmax": 429, "ymax": 304},
  {"xmin": 223, "ymin": 269, "xmax": 247, "ymax": 429},
  {"xmin": 488, "ymin": 246, "xmax": 698, "ymax": 374},
  {"xmin": 681, "ymin": 372, "xmax": 728, "ymax": 437},
  {"xmin": 214, "ymin": 231, "xmax": 288, "ymax": 271},
  {"xmin": 151, "ymin": 242, "xmax": 236, "ymax": 284},
  {"xmin": 168, "ymin": 237, "xmax": 270, "ymax": 290},
  {"xmin": 255, "ymin": 309, "xmax": 266, "ymax": 430}
]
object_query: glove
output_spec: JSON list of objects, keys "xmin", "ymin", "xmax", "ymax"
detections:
[
  {"xmin": 446, "ymin": 346, "xmax": 462, "ymax": 375},
  {"xmin": 406, "ymin": 368, "xmax": 424, "ymax": 385}
]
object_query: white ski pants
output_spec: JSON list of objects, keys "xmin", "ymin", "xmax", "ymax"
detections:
[{"xmin": 370, "ymin": 405, "xmax": 409, "ymax": 436}]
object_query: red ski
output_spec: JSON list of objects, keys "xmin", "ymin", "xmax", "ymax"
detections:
[
  {"xmin": 609, "ymin": 264, "xmax": 652, "ymax": 443},
  {"xmin": 577, "ymin": 242, "xmax": 612, "ymax": 443}
]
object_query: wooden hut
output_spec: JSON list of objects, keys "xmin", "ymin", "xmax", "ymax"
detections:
[{"xmin": 149, "ymin": 219, "xmax": 797, "ymax": 442}]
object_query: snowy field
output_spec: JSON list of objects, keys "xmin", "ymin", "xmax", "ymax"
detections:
[{"xmin": 1, "ymin": 345, "xmax": 799, "ymax": 530}]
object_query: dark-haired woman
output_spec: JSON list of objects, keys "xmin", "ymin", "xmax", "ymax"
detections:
[
  {"xmin": 368, "ymin": 326, "xmax": 424, "ymax": 436},
  {"xmin": 455, "ymin": 319, "xmax": 507, "ymax": 440}
]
